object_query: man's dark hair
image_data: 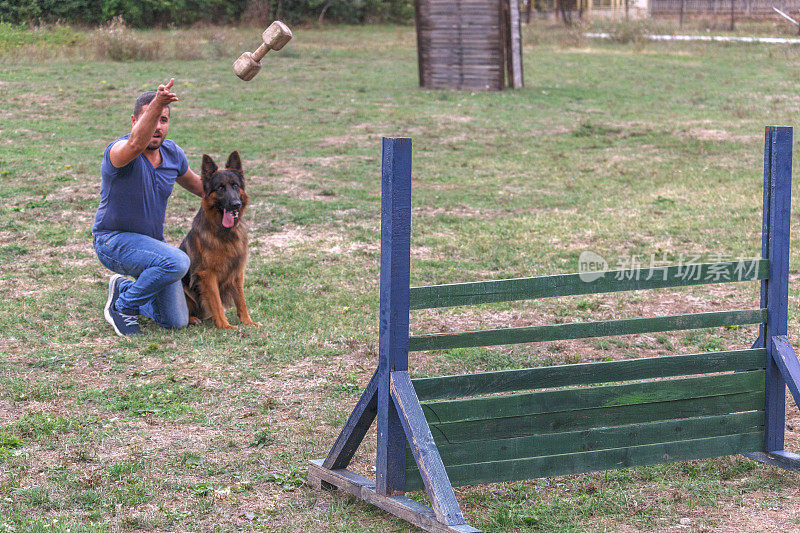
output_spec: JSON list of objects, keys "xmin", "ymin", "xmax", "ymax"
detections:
[{"xmin": 133, "ymin": 91, "xmax": 169, "ymax": 118}]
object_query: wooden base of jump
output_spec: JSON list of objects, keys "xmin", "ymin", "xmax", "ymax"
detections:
[
  {"xmin": 310, "ymin": 131, "xmax": 800, "ymax": 532},
  {"xmin": 745, "ymin": 450, "xmax": 800, "ymax": 472},
  {"xmin": 308, "ymin": 460, "xmax": 480, "ymax": 533},
  {"xmin": 310, "ymin": 451, "xmax": 800, "ymax": 533}
]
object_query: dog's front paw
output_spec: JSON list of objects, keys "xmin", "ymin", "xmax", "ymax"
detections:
[
  {"xmin": 243, "ymin": 320, "xmax": 261, "ymax": 327},
  {"xmin": 188, "ymin": 316, "xmax": 202, "ymax": 325}
]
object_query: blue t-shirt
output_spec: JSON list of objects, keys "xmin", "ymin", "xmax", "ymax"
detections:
[{"xmin": 92, "ymin": 134, "xmax": 189, "ymax": 241}]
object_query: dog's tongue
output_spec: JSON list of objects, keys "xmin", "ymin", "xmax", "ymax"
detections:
[{"xmin": 222, "ymin": 210, "xmax": 236, "ymax": 228}]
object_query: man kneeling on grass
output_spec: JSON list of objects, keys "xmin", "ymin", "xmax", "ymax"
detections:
[{"xmin": 92, "ymin": 79, "xmax": 203, "ymax": 336}]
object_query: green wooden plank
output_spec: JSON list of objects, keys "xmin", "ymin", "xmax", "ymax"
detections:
[
  {"xmin": 410, "ymin": 260, "xmax": 768, "ymax": 309},
  {"xmin": 420, "ymin": 371, "xmax": 764, "ymax": 424},
  {"xmin": 412, "ymin": 349, "xmax": 766, "ymax": 401},
  {"xmin": 428, "ymin": 391, "xmax": 764, "ymax": 444},
  {"xmin": 409, "ymin": 309, "xmax": 766, "ymax": 352},
  {"xmin": 404, "ymin": 432, "xmax": 765, "ymax": 490},
  {"xmin": 406, "ymin": 411, "xmax": 764, "ymax": 469}
]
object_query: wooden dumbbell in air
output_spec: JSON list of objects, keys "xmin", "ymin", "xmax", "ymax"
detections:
[{"xmin": 233, "ymin": 21, "xmax": 293, "ymax": 81}]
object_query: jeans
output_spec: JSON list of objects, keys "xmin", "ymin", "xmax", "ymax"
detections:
[{"xmin": 93, "ymin": 231, "xmax": 190, "ymax": 329}]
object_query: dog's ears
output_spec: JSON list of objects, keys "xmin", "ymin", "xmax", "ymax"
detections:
[
  {"xmin": 201, "ymin": 154, "xmax": 218, "ymax": 182},
  {"xmin": 225, "ymin": 151, "xmax": 242, "ymax": 174}
]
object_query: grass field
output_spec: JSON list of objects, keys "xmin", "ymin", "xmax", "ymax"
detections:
[{"xmin": 3, "ymin": 18, "xmax": 800, "ymax": 532}]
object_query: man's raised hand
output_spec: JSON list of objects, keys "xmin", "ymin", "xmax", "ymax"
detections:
[
  {"xmin": 110, "ymin": 78, "xmax": 178, "ymax": 168},
  {"xmin": 154, "ymin": 78, "xmax": 178, "ymax": 107}
]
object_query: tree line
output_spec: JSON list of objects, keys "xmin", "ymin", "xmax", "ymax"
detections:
[{"xmin": 0, "ymin": 0, "xmax": 414, "ymax": 27}]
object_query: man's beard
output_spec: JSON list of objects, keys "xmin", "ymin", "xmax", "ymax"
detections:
[{"xmin": 146, "ymin": 137, "xmax": 163, "ymax": 151}]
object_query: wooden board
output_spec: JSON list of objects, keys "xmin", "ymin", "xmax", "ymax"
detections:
[
  {"xmin": 419, "ymin": 371, "xmax": 764, "ymax": 424},
  {"xmin": 391, "ymin": 371, "xmax": 465, "ymax": 525},
  {"xmin": 426, "ymin": 391, "xmax": 764, "ymax": 444},
  {"xmin": 410, "ymin": 260, "xmax": 768, "ymax": 309},
  {"xmin": 505, "ymin": 0, "xmax": 523, "ymax": 88},
  {"xmin": 745, "ymin": 449, "xmax": 800, "ymax": 472},
  {"xmin": 308, "ymin": 460, "xmax": 481, "ymax": 533},
  {"xmin": 403, "ymin": 432, "xmax": 764, "ymax": 490},
  {"xmin": 763, "ymin": 126, "xmax": 793, "ymax": 451},
  {"xmin": 416, "ymin": 0, "xmax": 508, "ymax": 90},
  {"xmin": 376, "ymin": 137, "xmax": 413, "ymax": 495},
  {"xmin": 407, "ymin": 412, "xmax": 764, "ymax": 469},
  {"xmin": 323, "ymin": 370, "xmax": 379, "ymax": 470},
  {"xmin": 409, "ymin": 309, "xmax": 766, "ymax": 351},
  {"xmin": 412, "ymin": 348, "xmax": 766, "ymax": 401},
  {"xmin": 772, "ymin": 335, "xmax": 800, "ymax": 408}
]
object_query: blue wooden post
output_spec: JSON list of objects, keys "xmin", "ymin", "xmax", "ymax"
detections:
[
  {"xmin": 322, "ymin": 370, "xmax": 379, "ymax": 470},
  {"xmin": 376, "ymin": 137, "xmax": 412, "ymax": 495},
  {"xmin": 763, "ymin": 125, "xmax": 792, "ymax": 452}
]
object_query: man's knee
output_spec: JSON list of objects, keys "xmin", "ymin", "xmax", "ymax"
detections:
[
  {"xmin": 176, "ymin": 251, "xmax": 190, "ymax": 277},
  {"xmin": 164, "ymin": 316, "xmax": 189, "ymax": 330},
  {"xmin": 162, "ymin": 249, "xmax": 190, "ymax": 279},
  {"xmin": 162, "ymin": 302, "xmax": 189, "ymax": 330}
]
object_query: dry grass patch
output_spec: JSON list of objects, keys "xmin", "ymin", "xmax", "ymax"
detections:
[
  {"xmin": 317, "ymin": 133, "xmax": 376, "ymax": 148},
  {"xmin": 683, "ymin": 127, "xmax": 762, "ymax": 144},
  {"xmin": 263, "ymin": 162, "xmax": 339, "ymax": 201},
  {"xmin": 251, "ymin": 224, "xmax": 337, "ymax": 258}
]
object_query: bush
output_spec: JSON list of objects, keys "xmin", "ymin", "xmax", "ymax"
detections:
[
  {"xmin": 99, "ymin": 0, "xmax": 248, "ymax": 28},
  {"xmin": 274, "ymin": 0, "xmax": 414, "ymax": 24},
  {"xmin": 0, "ymin": 0, "xmax": 247, "ymax": 27},
  {"xmin": 0, "ymin": 21, "xmax": 85, "ymax": 56},
  {"xmin": 0, "ymin": 0, "xmax": 105, "ymax": 25},
  {"xmin": 607, "ymin": 20, "xmax": 649, "ymax": 44},
  {"xmin": 0, "ymin": 0, "xmax": 415, "ymax": 27},
  {"xmin": 90, "ymin": 16, "xmax": 161, "ymax": 61}
]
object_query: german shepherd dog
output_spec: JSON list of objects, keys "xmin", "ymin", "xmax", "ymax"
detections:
[{"xmin": 179, "ymin": 151, "xmax": 259, "ymax": 329}]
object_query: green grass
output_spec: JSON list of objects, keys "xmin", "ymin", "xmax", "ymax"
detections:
[{"xmin": 1, "ymin": 19, "xmax": 800, "ymax": 532}]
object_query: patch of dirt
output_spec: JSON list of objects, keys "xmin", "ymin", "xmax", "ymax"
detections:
[
  {"xmin": 429, "ymin": 114, "xmax": 474, "ymax": 124},
  {"xmin": 529, "ymin": 125, "xmax": 572, "ymax": 135},
  {"xmin": 251, "ymin": 225, "xmax": 327, "ymax": 258},
  {"xmin": 316, "ymin": 133, "xmax": 376, "ymax": 148},
  {"xmin": 414, "ymin": 205, "xmax": 505, "ymax": 219},
  {"xmin": 436, "ymin": 133, "xmax": 471, "ymax": 145},
  {"xmin": 294, "ymin": 154, "xmax": 371, "ymax": 168},
  {"xmin": 349, "ymin": 122, "xmax": 385, "ymax": 132},
  {"xmin": 683, "ymin": 128, "xmax": 761, "ymax": 144},
  {"xmin": 46, "ymin": 184, "xmax": 100, "ymax": 203},
  {"xmin": 604, "ymin": 147, "xmax": 664, "ymax": 165},
  {"xmin": 688, "ymin": 491, "xmax": 800, "ymax": 532},
  {"xmin": 120, "ymin": 419, "xmax": 223, "ymax": 457},
  {"xmin": 250, "ymin": 224, "xmax": 427, "ymax": 262},
  {"xmin": 262, "ymin": 163, "xmax": 338, "ymax": 202}
]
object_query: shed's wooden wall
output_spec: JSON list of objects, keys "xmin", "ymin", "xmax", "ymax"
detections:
[{"xmin": 416, "ymin": 0, "xmax": 522, "ymax": 91}]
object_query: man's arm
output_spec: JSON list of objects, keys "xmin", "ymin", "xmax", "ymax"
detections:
[
  {"xmin": 109, "ymin": 79, "xmax": 179, "ymax": 169},
  {"xmin": 176, "ymin": 169, "xmax": 203, "ymax": 197}
]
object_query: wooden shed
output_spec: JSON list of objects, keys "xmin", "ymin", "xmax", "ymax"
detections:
[{"xmin": 415, "ymin": 0, "xmax": 524, "ymax": 91}]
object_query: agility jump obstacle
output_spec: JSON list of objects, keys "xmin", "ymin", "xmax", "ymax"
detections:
[{"xmin": 309, "ymin": 127, "xmax": 800, "ymax": 532}]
